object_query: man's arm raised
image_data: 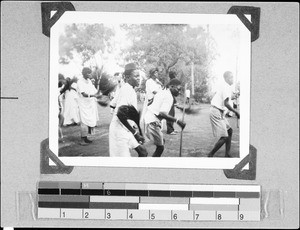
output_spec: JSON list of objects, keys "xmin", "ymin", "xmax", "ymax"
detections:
[{"xmin": 157, "ymin": 112, "xmax": 186, "ymax": 130}]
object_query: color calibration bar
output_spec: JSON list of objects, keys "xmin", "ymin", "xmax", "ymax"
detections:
[{"xmin": 37, "ymin": 182, "xmax": 261, "ymax": 221}]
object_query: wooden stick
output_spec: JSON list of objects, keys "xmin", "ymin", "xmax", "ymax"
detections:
[{"xmin": 179, "ymin": 83, "xmax": 188, "ymax": 157}]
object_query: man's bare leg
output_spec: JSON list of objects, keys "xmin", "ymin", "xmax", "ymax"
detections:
[
  {"xmin": 152, "ymin": 145, "xmax": 164, "ymax": 157},
  {"xmin": 207, "ymin": 137, "xmax": 227, "ymax": 157},
  {"xmin": 225, "ymin": 128, "xmax": 233, "ymax": 157}
]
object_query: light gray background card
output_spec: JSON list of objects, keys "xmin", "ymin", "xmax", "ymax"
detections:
[{"xmin": 1, "ymin": 1, "xmax": 299, "ymax": 228}]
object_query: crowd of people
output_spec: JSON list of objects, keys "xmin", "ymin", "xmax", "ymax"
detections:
[
  {"xmin": 58, "ymin": 64, "xmax": 240, "ymax": 158},
  {"xmin": 58, "ymin": 68, "xmax": 100, "ymax": 145}
]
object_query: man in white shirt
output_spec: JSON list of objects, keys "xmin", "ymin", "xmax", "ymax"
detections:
[
  {"xmin": 208, "ymin": 71, "xmax": 240, "ymax": 157},
  {"xmin": 144, "ymin": 78, "xmax": 186, "ymax": 157},
  {"xmin": 109, "ymin": 63, "xmax": 147, "ymax": 157},
  {"xmin": 77, "ymin": 67, "xmax": 100, "ymax": 145},
  {"xmin": 145, "ymin": 67, "xmax": 162, "ymax": 106},
  {"xmin": 166, "ymin": 70, "xmax": 178, "ymax": 135}
]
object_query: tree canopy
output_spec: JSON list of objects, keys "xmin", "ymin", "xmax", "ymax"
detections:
[
  {"xmin": 58, "ymin": 23, "xmax": 218, "ymax": 102},
  {"xmin": 121, "ymin": 24, "xmax": 217, "ymax": 102},
  {"xmin": 59, "ymin": 23, "xmax": 115, "ymax": 65}
]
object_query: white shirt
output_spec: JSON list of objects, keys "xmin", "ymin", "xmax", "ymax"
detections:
[
  {"xmin": 145, "ymin": 78, "xmax": 162, "ymax": 101},
  {"xmin": 76, "ymin": 78, "xmax": 98, "ymax": 127},
  {"xmin": 144, "ymin": 88, "xmax": 174, "ymax": 124},
  {"xmin": 109, "ymin": 82, "xmax": 139, "ymax": 157},
  {"xmin": 77, "ymin": 78, "xmax": 97, "ymax": 96},
  {"xmin": 110, "ymin": 83, "xmax": 137, "ymax": 116},
  {"xmin": 211, "ymin": 80, "xmax": 232, "ymax": 111}
]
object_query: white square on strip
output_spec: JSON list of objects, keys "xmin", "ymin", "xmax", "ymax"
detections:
[
  {"xmin": 60, "ymin": 208, "xmax": 82, "ymax": 219},
  {"xmin": 149, "ymin": 210, "xmax": 172, "ymax": 220},
  {"xmin": 105, "ymin": 209, "xmax": 127, "ymax": 220},
  {"xmin": 194, "ymin": 210, "xmax": 216, "ymax": 221},
  {"xmin": 238, "ymin": 211, "xmax": 260, "ymax": 221},
  {"xmin": 127, "ymin": 209, "xmax": 150, "ymax": 220},
  {"xmin": 171, "ymin": 210, "xmax": 194, "ymax": 221},
  {"xmin": 139, "ymin": 203, "xmax": 188, "ymax": 210},
  {"xmin": 190, "ymin": 198, "xmax": 239, "ymax": 205},
  {"xmin": 82, "ymin": 209, "xmax": 105, "ymax": 219},
  {"xmin": 38, "ymin": 208, "xmax": 60, "ymax": 219},
  {"xmin": 216, "ymin": 211, "xmax": 238, "ymax": 221}
]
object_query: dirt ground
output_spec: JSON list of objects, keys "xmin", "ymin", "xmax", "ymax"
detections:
[{"xmin": 59, "ymin": 103, "xmax": 239, "ymax": 158}]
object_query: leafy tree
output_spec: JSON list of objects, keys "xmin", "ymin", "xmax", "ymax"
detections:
[
  {"xmin": 121, "ymin": 24, "xmax": 217, "ymax": 102},
  {"xmin": 59, "ymin": 23, "xmax": 117, "ymax": 97},
  {"xmin": 59, "ymin": 23, "xmax": 115, "ymax": 66}
]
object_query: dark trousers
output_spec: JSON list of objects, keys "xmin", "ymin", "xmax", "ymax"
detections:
[{"xmin": 166, "ymin": 97, "xmax": 176, "ymax": 134}]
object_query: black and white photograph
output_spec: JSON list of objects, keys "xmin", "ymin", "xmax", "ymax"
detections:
[{"xmin": 49, "ymin": 12, "xmax": 250, "ymax": 168}]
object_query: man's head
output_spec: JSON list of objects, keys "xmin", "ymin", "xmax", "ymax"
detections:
[
  {"xmin": 223, "ymin": 71, "xmax": 234, "ymax": 86},
  {"xmin": 123, "ymin": 63, "xmax": 140, "ymax": 88},
  {"xmin": 149, "ymin": 67, "xmax": 159, "ymax": 79},
  {"xmin": 167, "ymin": 78, "xmax": 182, "ymax": 97},
  {"xmin": 169, "ymin": 70, "xmax": 176, "ymax": 80},
  {"xmin": 82, "ymin": 67, "xmax": 92, "ymax": 80}
]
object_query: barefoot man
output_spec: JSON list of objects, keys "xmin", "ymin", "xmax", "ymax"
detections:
[
  {"xmin": 144, "ymin": 78, "xmax": 186, "ymax": 157},
  {"xmin": 77, "ymin": 67, "xmax": 99, "ymax": 145},
  {"xmin": 208, "ymin": 71, "xmax": 240, "ymax": 157}
]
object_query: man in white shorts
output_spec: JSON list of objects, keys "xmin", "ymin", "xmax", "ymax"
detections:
[
  {"xmin": 144, "ymin": 78, "xmax": 186, "ymax": 157},
  {"xmin": 207, "ymin": 71, "xmax": 240, "ymax": 157},
  {"xmin": 109, "ymin": 63, "xmax": 147, "ymax": 157}
]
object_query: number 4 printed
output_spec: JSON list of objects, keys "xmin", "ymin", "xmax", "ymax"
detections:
[{"xmin": 128, "ymin": 213, "xmax": 133, "ymax": 219}]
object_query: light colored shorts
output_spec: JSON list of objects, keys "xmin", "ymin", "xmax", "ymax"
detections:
[
  {"xmin": 210, "ymin": 106, "xmax": 231, "ymax": 138},
  {"xmin": 145, "ymin": 121, "xmax": 164, "ymax": 146}
]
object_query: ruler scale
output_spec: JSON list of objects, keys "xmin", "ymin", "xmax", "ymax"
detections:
[{"xmin": 37, "ymin": 182, "xmax": 260, "ymax": 221}]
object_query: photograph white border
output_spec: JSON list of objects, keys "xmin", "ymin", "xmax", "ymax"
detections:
[{"xmin": 49, "ymin": 11, "xmax": 250, "ymax": 169}]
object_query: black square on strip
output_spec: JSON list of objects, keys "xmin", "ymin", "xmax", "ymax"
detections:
[
  {"xmin": 170, "ymin": 191, "xmax": 193, "ymax": 197},
  {"xmin": 104, "ymin": 189, "xmax": 126, "ymax": 196},
  {"xmin": 61, "ymin": 189, "xmax": 81, "ymax": 195},
  {"xmin": 60, "ymin": 202, "xmax": 89, "ymax": 209},
  {"xmin": 38, "ymin": 202, "xmax": 61, "ymax": 208},
  {"xmin": 126, "ymin": 190, "xmax": 148, "ymax": 196},
  {"xmin": 81, "ymin": 189, "xmax": 104, "ymax": 195},
  {"xmin": 214, "ymin": 192, "xmax": 236, "ymax": 197},
  {"xmin": 192, "ymin": 191, "xmax": 214, "ymax": 197},
  {"xmin": 149, "ymin": 190, "xmax": 170, "ymax": 197},
  {"xmin": 236, "ymin": 192, "xmax": 260, "ymax": 198},
  {"xmin": 38, "ymin": 188, "xmax": 59, "ymax": 195}
]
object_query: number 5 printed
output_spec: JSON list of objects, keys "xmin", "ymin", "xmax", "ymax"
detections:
[{"xmin": 150, "ymin": 212, "xmax": 155, "ymax": 220}]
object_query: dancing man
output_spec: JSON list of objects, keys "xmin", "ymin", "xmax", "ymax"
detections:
[
  {"xmin": 77, "ymin": 67, "xmax": 100, "ymax": 145},
  {"xmin": 144, "ymin": 78, "xmax": 186, "ymax": 157},
  {"xmin": 208, "ymin": 71, "xmax": 240, "ymax": 157},
  {"xmin": 166, "ymin": 70, "xmax": 178, "ymax": 135},
  {"xmin": 109, "ymin": 63, "xmax": 148, "ymax": 157}
]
